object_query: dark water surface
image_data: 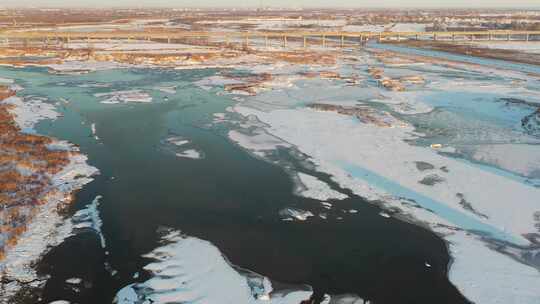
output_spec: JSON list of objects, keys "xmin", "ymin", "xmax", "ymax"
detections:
[{"xmin": 0, "ymin": 66, "xmax": 469, "ymax": 304}]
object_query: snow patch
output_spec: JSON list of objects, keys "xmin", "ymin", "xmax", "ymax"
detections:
[
  {"xmin": 94, "ymin": 90, "xmax": 152, "ymax": 104},
  {"xmin": 91, "ymin": 123, "xmax": 99, "ymax": 140},
  {"xmin": 72, "ymin": 195, "xmax": 106, "ymax": 249},
  {"xmin": 279, "ymin": 208, "xmax": 315, "ymax": 221},
  {"xmin": 176, "ymin": 149, "xmax": 203, "ymax": 159},
  {"xmin": 113, "ymin": 231, "xmax": 312, "ymax": 304},
  {"xmin": 228, "ymin": 129, "xmax": 291, "ymax": 153},
  {"xmin": 296, "ymin": 173, "xmax": 348, "ymax": 201},
  {"xmin": 65, "ymin": 278, "xmax": 83, "ymax": 285},
  {"xmin": 154, "ymin": 86, "xmax": 176, "ymax": 94},
  {"xmin": 4, "ymin": 96, "xmax": 60, "ymax": 133}
]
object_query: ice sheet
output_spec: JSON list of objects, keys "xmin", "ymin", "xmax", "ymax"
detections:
[
  {"xmin": 114, "ymin": 230, "xmax": 312, "ymax": 304},
  {"xmin": 94, "ymin": 90, "xmax": 153, "ymax": 104},
  {"xmin": 223, "ymin": 47, "xmax": 540, "ymax": 304}
]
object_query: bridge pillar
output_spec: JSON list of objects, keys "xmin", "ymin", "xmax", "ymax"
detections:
[
  {"xmin": 507, "ymin": 33, "xmax": 511, "ymax": 41},
  {"xmin": 245, "ymin": 35, "xmax": 249, "ymax": 48},
  {"xmin": 378, "ymin": 32, "xmax": 382, "ymax": 42},
  {"xmin": 322, "ymin": 35, "xmax": 326, "ymax": 48},
  {"xmin": 416, "ymin": 34, "xmax": 419, "ymax": 40},
  {"xmin": 526, "ymin": 33, "xmax": 530, "ymax": 41},
  {"xmin": 283, "ymin": 35, "xmax": 287, "ymax": 48},
  {"xmin": 341, "ymin": 35, "xmax": 345, "ymax": 47},
  {"xmin": 265, "ymin": 36, "xmax": 268, "ymax": 48},
  {"xmin": 303, "ymin": 36, "xmax": 307, "ymax": 48},
  {"xmin": 433, "ymin": 33, "xmax": 437, "ymax": 41},
  {"xmin": 471, "ymin": 34, "xmax": 475, "ymax": 41},
  {"xmin": 167, "ymin": 36, "xmax": 171, "ymax": 44}
]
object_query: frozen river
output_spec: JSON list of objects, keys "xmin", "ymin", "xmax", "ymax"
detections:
[
  {"xmin": 1, "ymin": 42, "xmax": 539, "ymax": 304},
  {"xmin": 0, "ymin": 66, "xmax": 466, "ymax": 304}
]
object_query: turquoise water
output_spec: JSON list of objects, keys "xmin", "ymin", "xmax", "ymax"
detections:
[{"xmin": 340, "ymin": 162, "xmax": 524, "ymax": 245}]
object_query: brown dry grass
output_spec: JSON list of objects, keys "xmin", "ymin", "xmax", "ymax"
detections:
[{"xmin": 0, "ymin": 86, "xmax": 71, "ymax": 259}]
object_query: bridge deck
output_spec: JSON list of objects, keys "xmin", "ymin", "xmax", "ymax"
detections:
[{"xmin": 1, "ymin": 30, "xmax": 540, "ymax": 40}]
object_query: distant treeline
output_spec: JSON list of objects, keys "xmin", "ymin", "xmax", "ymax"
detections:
[{"xmin": 428, "ymin": 22, "xmax": 540, "ymax": 32}]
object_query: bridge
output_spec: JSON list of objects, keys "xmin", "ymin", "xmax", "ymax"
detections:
[{"xmin": 1, "ymin": 30, "xmax": 540, "ymax": 48}]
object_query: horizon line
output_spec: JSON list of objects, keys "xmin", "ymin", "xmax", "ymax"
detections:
[{"xmin": 2, "ymin": 6, "xmax": 540, "ymax": 10}]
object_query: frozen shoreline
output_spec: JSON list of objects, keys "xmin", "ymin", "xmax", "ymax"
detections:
[{"xmin": 0, "ymin": 84, "xmax": 99, "ymax": 301}]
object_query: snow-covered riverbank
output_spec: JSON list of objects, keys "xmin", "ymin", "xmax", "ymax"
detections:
[{"xmin": 0, "ymin": 82, "xmax": 99, "ymax": 301}]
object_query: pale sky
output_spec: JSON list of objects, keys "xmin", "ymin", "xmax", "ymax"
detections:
[{"xmin": 1, "ymin": 0, "xmax": 539, "ymax": 9}]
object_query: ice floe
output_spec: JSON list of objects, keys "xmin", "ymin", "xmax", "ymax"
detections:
[
  {"xmin": 72, "ymin": 196, "xmax": 106, "ymax": 249},
  {"xmin": 94, "ymin": 90, "xmax": 153, "ymax": 104},
  {"xmin": 228, "ymin": 129, "xmax": 291, "ymax": 154},
  {"xmin": 321, "ymin": 202, "xmax": 333, "ymax": 209},
  {"xmin": 175, "ymin": 149, "xmax": 203, "ymax": 159},
  {"xmin": 76, "ymin": 82, "xmax": 111, "ymax": 88},
  {"xmin": 165, "ymin": 135, "xmax": 190, "ymax": 147},
  {"xmin": 90, "ymin": 122, "xmax": 99, "ymax": 140},
  {"xmin": 213, "ymin": 112, "xmax": 227, "ymax": 123},
  {"xmin": 47, "ymin": 60, "xmax": 126, "ymax": 74},
  {"xmin": 324, "ymin": 294, "xmax": 370, "ymax": 304},
  {"xmin": 295, "ymin": 173, "xmax": 348, "ymax": 201},
  {"xmin": 161, "ymin": 135, "xmax": 204, "ymax": 160},
  {"xmin": 65, "ymin": 278, "xmax": 83, "ymax": 285},
  {"xmin": 379, "ymin": 212, "xmax": 391, "ymax": 218},
  {"xmin": 279, "ymin": 208, "xmax": 315, "ymax": 221},
  {"xmin": 154, "ymin": 86, "xmax": 176, "ymax": 94},
  {"xmin": 114, "ymin": 230, "xmax": 312, "ymax": 304}
]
